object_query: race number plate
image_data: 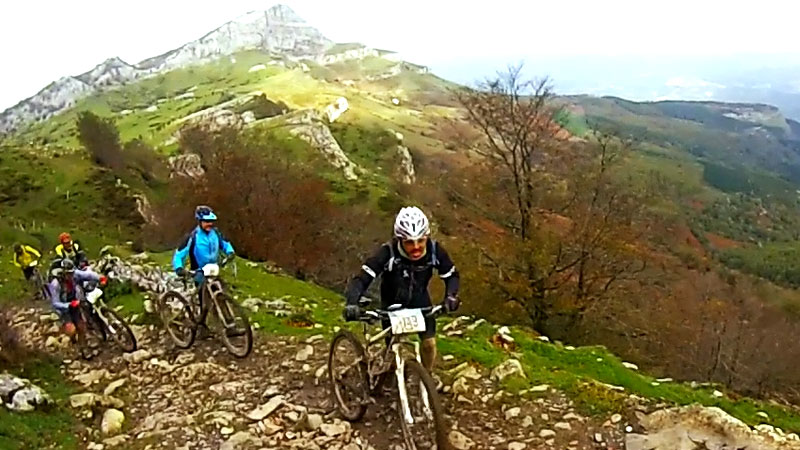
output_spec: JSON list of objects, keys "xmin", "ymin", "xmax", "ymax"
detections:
[
  {"xmin": 86, "ymin": 288, "xmax": 103, "ymax": 304},
  {"xmin": 202, "ymin": 264, "xmax": 220, "ymax": 277},
  {"xmin": 388, "ymin": 309, "xmax": 427, "ymax": 335}
]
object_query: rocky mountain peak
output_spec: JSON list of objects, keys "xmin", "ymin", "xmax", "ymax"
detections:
[
  {"xmin": 253, "ymin": 4, "xmax": 307, "ymax": 23},
  {"xmin": 0, "ymin": 4, "xmax": 333, "ymax": 134},
  {"xmin": 138, "ymin": 4, "xmax": 331, "ymax": 71},
  {"xmin": 76, "ymin": 57, "xmax": 142, "ymax": 87}
]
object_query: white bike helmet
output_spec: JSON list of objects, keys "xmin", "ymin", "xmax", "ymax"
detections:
[{"xmin": 394, "ymin": 207, "xmax": 430, "ymax": 240}]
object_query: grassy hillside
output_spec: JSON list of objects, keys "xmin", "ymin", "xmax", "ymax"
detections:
[
  {"xmin": 8, "ymin": 46, "xmax": 800, "ymax": 440},
  {"xmin": 561, "ymin": 95, "xmax": 800, "ymax": 285},
  {"xmin": 565, "ymin": 96, "xmax": 800, "ymax": 182}
]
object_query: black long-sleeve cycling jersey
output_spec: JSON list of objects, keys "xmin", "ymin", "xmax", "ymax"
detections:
[{"xmin": 345, "ymin": 238, "xmax": 460, "ymax": 308}]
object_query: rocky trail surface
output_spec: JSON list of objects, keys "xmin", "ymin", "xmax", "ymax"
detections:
[
  {"xmin": 6, "ymin": 252, "xmax": 800, "ymax": 450},
  {"xmin": 5, "ymin": 302, "xmax": 637, "ymax": 450}
]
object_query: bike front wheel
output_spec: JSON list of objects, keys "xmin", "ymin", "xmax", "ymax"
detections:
[
  {"xmin": 328, "ymin": 330, "xmax": 370, "ymax": 421},
  {"xmin": 215, "ymin": 293, "xmax": 253, "ymax": 358},
  {"xmin": 99, "ymin": 305, "xmax": 137, "ymax": 352},
  {"xmin": 158, "ymin": 291, "xmax": 197, "ymax": 349},
  {"xmin": 398, "ymin": 360, "xmax": 447, "ymax": 450}
]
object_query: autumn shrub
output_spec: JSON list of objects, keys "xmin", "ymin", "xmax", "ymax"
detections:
[{"xmin": 146, "ymin": 124, "xmax": 386, "ymax": 288}]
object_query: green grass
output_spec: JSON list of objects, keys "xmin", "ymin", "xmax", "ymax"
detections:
[
  {"xmin": 440, "ymin": 323, "xmax": 800, "ymax": 430},
  {"xmin": 8, "ymin": 242, "xmax": 800, "ymax": 434},
  {"xmin": 0, "ymin": 357, "xmax": 81, "ymax": 450}
]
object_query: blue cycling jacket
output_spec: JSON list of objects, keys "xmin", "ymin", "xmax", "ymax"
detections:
[{"xmin": 172, "ymin": 227, "xmax": 234, "ymax": 273}]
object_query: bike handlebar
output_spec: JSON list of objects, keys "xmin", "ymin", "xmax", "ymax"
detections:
[
  {"xmin": 180, "ymin": 256, "xmax": 234, "ymax": 278},
  {"xmin": 359, "ymin": 304, "xmax": 446, "ymax": 323}
]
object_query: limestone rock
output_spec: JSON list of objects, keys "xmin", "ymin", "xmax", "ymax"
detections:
[
  {"xmin": 449, "ymin": 430, "xmax": 475, "ymax": 450},
  {"xmin": 491, "ymin": 359, "xmax": 526, "ymax": 382},
  {"xmin": 101, "ymin": 409, "xmax": 125, "ymax": 435},
  {"xmin": 295, "ymin": 345, "xmax": 314, "ymax": 361},
  {"xmin": 626, "ymin": 404, "xmax": 800, "ymax": 450},
  {"xmin": 247, "ymin": 395, "xmax": 284, "ymax": 421}
]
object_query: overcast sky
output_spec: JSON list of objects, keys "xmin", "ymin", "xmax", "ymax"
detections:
[{"xmin": 2, "ymin": 0, "xmax": 800, "ymax": 110}]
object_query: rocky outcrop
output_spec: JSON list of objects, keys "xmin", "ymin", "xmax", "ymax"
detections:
[
  {"xmin": 173, "ymin": 92, "xmax": 264, "ymax": 129},
  {"xmin": 324, "ymin": 97, "xmax": 349, "ymax": 123},
  {"xmin": 388, "ymin": 130, "xmax": 415, "ymax": 184},
  {"xmin": 168, "ymin": 153, "xmax": 205, "ymax": 178},
  {"xmin": 96, "ymin": 253, "xmax": 188, "ymax": 296},
  {"xmin": 365, "ymin": 62, "xmax": 429, "ymax": 81},
  {"xmin": 133, "ymin": 193, "xmax": 157, "ymax": 225},
  {"xmin": 283, "ymin": 110, "xmax": 360, "ymax": 180},
  {"xmin": 0, "ymin": 76, "xmax": 93, "ymax": 133},
  {"xmin": 138, "ymin": 5, "xmax": 331, "ymax": 72},
  {"xmin": 0, "ymin": 373, "xmax": 52, "ymax": 412},
  {"xmin": 396, "ymin": 144, "xmax": 415, "ymax": 184},
  {"xmin": 76, "ymin": 57, "xmax": 144, "ymax": 87},
  {"xmin": 317, "ymin": 46, "xmax": 380, "ymax": 65},
  {"xmin": 627, "ymin": 405, "xmax": 800, "ymax": 450}
]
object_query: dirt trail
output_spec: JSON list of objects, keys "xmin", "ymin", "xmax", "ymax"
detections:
[{"xmin": 9, "ymin": 304, "xmax": 627, "ymax": 450}]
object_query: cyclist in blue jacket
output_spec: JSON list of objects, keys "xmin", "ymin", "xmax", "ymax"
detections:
[{"xmin": 173, "ymin": 205, "xmax": 235, "ymax": 283}]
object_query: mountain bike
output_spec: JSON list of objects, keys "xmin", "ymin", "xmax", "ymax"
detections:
[
  {"xmin": 26, "ymin": 261, "xmax": 50, "ymax": 302},
  {"xmin": 74, "ymin": 282, "xmax": 137, "ymax": 358},
  {"xmin": 158, "ymin": 259, "xmax": 252, "ymax": 358},
  {"xmin": 329, "ymin": 302, "xmax": 447, "ymax": 450}
]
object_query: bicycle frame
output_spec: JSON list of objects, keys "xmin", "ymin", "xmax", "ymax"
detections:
[
  {"xmin": 363, "ymin": 324, "xmax": 432, "ymax": 425},
  {"xmin": 190, "ymin": 273, "xmax": 241, "ymax": 330},
  {"xmin": 201, "ymin": 278, "xmax": 229, "ymax": 324},
  {"xmin": 85, "ymin": 289, "xmax": 110, "ymax": 330}
]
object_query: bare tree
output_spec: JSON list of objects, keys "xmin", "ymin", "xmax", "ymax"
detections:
[
  {"xmin": 453, "ymin": 66, "xmax": 651, "ymax": 334},
  {"xmin": 454, "ymin": 64, "xmax": 563, "ymax": 240}
]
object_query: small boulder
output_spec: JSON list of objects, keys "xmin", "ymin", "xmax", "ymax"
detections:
[
  {"xmin": 122, "ymin": 349, "xmax": 151, "ymax": 364},
  {"xmin": 295, "ymin": 345, "xmax": 314, "ymax": 362},
  {"xmin": 103, "ymin": 379, "xmax": 126, "ymax": 396},
  {"xmin": 101, "ymin": 409, "xmax": 125, "ymax": 435},
  {"xmin": 554, "ymin": 421, "xmax": 572, "ymax": 431},
  {"xmin": 505, "ymin": 407, "xmax": 521, "ymax": 420},
  {"xmin": 247, "ymin": 395, "xmax": 284, "ymax": 421},
  {"xmin": 491, "ymin": 359, "xmax": 526, "ymax": 382},
  {"xmin": 449, "ymin": 430, "xmax": 475, "ymax": 450},
  {"xmin": 320, "ymin": 419, "xmax": 350, "ymax": 437}
]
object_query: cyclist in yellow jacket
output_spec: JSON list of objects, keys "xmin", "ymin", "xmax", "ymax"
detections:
[
  {"xmin": 54, "ymin": 232, "xmax": 87, "ymax": 268},
  {"xmin": 13, "ymin": 244, "xmax": 42, "ymax": 281}
]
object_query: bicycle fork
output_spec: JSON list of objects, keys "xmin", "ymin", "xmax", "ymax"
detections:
[
  {"xmin": 91, "ymin": 304, "xmax": 113, "ymax": 335},
  {"xmin": 394, "ymin": 341, "xmax": 433, "ymax": 425}
]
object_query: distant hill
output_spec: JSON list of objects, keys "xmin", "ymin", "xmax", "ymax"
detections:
[{"xmin": 564, "ymin": 95, "xmax": 800, "ymax": 184}]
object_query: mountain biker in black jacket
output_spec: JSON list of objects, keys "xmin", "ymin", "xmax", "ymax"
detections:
[{"xmin": 344, "ymin": 206, "xmax": 460, "ymax": 371}]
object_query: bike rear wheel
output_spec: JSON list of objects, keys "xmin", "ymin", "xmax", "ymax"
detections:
[
  {"xmin": 328, "ymin": 330, "xmax": 370, "ymax": 421},
  {"xmin": 74, "ymin": 306, "xmax": 98, "ymax": 360},
  {"xmin": 214, "ymin": 293, "xmax": 253, "ymax": 358},
  {"xmin": 158, "ymin": 291, "xmax": 197, "ymax": 349},
  {"xmin": 398, "ymin": 360, "xmax": 447, "ymax": 450},
  {"xmin": 99, "ymin": 305, "xmax": 137, "ymax": 352}
]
